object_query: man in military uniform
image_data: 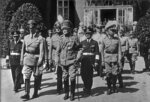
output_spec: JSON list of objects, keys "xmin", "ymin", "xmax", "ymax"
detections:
[
  {"xmin": 46, "ymin": 29, "xmax": 53, "ymax": 71},
  {"xmin": 47, "ymin": 21, "xmax": 63, "ymax": 94},
  {"xmin": 56, "ymin": 20, "xmax": 80, "ymax": 101},
  {"xmin": 126, "ymin": 31, "xmax": 139, "ymax": 74},
  {"xmin": 118, "ymin": 28, "xmax": 128, "ymax": 88},
  {"xmin": 20, "ymin": 20, "xmax": 45, "ymax": 100},
  {"xmin": 80, "ymin": 27, "xmax": 99, "ymax": 95},
  {"xmin": 101, "ymin": 21, "xmax": 122, "ymax": 95},
  {"xmin": 7, "ymin": 31, "xmax": 24, "ymax": 93}
]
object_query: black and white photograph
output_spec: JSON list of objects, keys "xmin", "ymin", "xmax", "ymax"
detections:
[{"xmin": 0, "ymin": 0, "xmax": 150, "ymax": 102}]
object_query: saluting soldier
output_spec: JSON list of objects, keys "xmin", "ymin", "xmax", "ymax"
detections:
[
  {"xmin": 55, "ymin": 20, "xmax": 80, "ymax": 101},
  {"xmin": 80, "ymin": 27, "xmax": 99, "ymax": 95},
  {"xmin": 20, "ymin": 20, "xmax": 45, "ymax": 100},
  {"xmin": 47, "ymin": 21, "xmax": 63, "ymax": 94},
  {"xmin": 126, "ymin": 31, "xmax": 139, "ymax": 74},
  {"xmin": 101, "ymin": 21, "xmax": 122, "ymax": 95},
  {"xmin": 7, "ymin": 31, "xmax": 24, "ymax": 93}
]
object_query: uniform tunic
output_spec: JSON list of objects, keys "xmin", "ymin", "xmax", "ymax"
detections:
[
  {"xmin": 21, "ymin": 33, "xmax": 45, "ymax": 79},
  {"xmin": 101, "ymin": 35, "xmax": 121, "ymax": 75},
  {"xmin": 80, "ymin": 39, "xmax": 99, "ymax": 90},
  {"xmin": 8, "ymin": 39, "xmax": 23, "ymax": 90},
  {"xmin": 56, "ymin": 35, "xmax": 80, "ymax": 80}
]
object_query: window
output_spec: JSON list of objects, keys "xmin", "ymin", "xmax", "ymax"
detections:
[{"xmin": 57, "ymin": 0, "xmax": 69, "ymax": 19}]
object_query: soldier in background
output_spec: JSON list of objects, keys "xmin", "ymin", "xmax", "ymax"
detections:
[
  {"xmin": 20, "ymin": 20, "xmax": 45, "ymax": 100},
  {"xmin": 48, "ymin": 21, "xmax": 63, "ymax": 94},
  {"xmin": 7, "ymin": 31, "xmax": 24, "ymax": 93},
  {"xmin": 56, "ymin": 20, "xmax": 80, "ymax": 101},
  {"xmin": 80, "ymin": 27, "xmax": 99, "ymax": 95},
  {"xmin": 118, "ymin": 28, "xmax": 128, "ymax": 88},
  {"xmin": 126, "ymin": 32, "xmax": 139, "ymax": 74},
  {"xmin": 19, "ymin": 26, "xmax": 25, "ymax": 42},
  {"xmin": 101, "ymin": 21, "xmax": 122, "ymax": 95},
  {"xmin": 46, "ymin": 29, "xmax": 53, "ymax": 72}
]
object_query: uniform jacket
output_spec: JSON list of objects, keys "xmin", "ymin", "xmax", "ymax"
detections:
[
  {"xmin": 101, "ymin": 35, "xmax": 122, "ymax": 63},
  {"xmin": 119, "ymin": 36, "xmax": 128, "ymax": 52},
  {"xmin": 46, "ymin": 34, "xmax": 61, "ymax": 62},
  {"xmin": 56, "ymin": 34, "xmax": 80, "ymax": 66},
  {"xmin": 8, "ymin": 39, "xmax": 22, "ymax": 66},
  {"xmin": 127, "ymin": 38, "xmax": 138, "ymax": 54},
  {"xmin": 92, "ymin": 33, "xmax": 106, "ymax": 52},
  {"xmin": 20, "ymin": 33, "xmax": 45, "ymax": 66},
  {"xmin": 80, "ymin": 39, "xmax": 100, "ymax": 63}
]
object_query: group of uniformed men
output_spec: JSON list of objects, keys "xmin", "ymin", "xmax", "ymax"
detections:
[{"xmin": 6, "ymin": 19, "xmax": 150, "ymax": 101}]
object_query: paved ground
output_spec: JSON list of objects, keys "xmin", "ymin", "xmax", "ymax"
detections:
[{"xmin": 0, "ymin": 56, "xmax": 150, "ymax": 102}]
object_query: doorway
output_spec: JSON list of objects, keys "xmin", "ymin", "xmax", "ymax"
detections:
[{"xmin": 101, "ymin": 9, "xmax": 116, "ymax": 25}]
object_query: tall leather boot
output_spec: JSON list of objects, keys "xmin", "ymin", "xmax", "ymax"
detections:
[
  {"xmin": 38, "ymin": 74, "xmax": 42, "ymax": 90},
  {"xmin": 21, "ymin": 79, "xmax": 30, "ymax": 100},
  {"xmin": 106, "ymin": 77, "xmax": 111, "ymax": 95},
  {"xmin": 112, "ymin": 75, "xmax": 118, "ymax": 93},
  {"xmin": 131, "ymin": 61, "xmax": 135, "ymax": 74},
  {"xmin": 64, "ymin": 79, "xmax": 69, "ymax": 100},
  {"xmin": 32, "ymin": 76, "xmax": 39, "ymax": 99},
  {"xmin": 70, "ymin": 80, "xmax": 75, "ymax": 101},
  {"xmin": 118, "ymin": 73, "xmax": 123, "ymax": 88}
]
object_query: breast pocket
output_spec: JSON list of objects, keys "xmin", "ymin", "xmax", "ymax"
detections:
[{"xmin": 90, "ymin": 45, "xmax": 95, "ymax": 52}]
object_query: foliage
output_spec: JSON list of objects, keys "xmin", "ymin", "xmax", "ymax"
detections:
[{"xmin": 9, "ymin": 3, "xmax": 44, "ymax": 36}]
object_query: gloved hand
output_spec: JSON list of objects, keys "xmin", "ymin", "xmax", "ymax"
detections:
[{"xmin": 101, "ymin": 61, "xmax": 105, "ymax": 67}]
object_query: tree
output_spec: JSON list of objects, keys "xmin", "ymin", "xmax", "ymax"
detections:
[{"xmin": 9, "ymin": 3, "xmax": 44, "ymax": 36}]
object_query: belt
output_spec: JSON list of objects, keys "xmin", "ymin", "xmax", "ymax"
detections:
[
  {"xmin": 82, "ymin": 53, "xmax": 94, "ymax": 55},
  {"xmin": 10, "ymin": 53, "xmax": 20, "ymax": 55},
  {"xmin": 25, "ymin": 52, "xmax": 39, "ymax": 57},
  {"xmin": 129, "ymin": 46, "xmax": 136, "ymax": 48},
  {"xmin": 105, "ymin": 51, "xmax": 117, "ymax": 54}
]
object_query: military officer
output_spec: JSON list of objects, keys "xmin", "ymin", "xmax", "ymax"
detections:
[
  {"xmin": 20, "ymin": 20, "xmax": 45, "ymax": 100},
  {"xmin": 101, "ymin": 21, "xmax": 122, "ymax": 95},
  {"xmin": 118, "ymin": 28, "xmax": 128, "ymax": 88},
  {"xmin": 47, "ymin": 21, "xmax": 63, "ymax": 94},
  {"xmin": 46, "ymin": 29, "xmax": 53, "ymax": 71},
  {"xmin": 80, "ymin": 27, "xmax": 99, "ymax": 95},
  {"xmin": 126, "ymin": 31, "xmax": 139, "ymax": 74},
  {"xmin": 7, "ymin": 31, "xmax": 24, "ymax": 93},
  {"xmin": 55, "ymin": 20, "xmax": 80, "ymax": 101},
  {"xmin": 19, "ymin": 26, "xmax": 25, "ymax": 42}
]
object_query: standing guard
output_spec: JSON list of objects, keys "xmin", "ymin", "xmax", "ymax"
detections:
[
  {"xmin": 80, "ymin": 27, "xmax": 99, "ymax": 95},
  {"xmin": 20, "ymin": 20, "xmax": 45, "ymax": 100},
  {"xmin": 101, "ymin": 21, "xmax": 122, "ymax": 95},
  {"xmin": 126, "ymin": 32, "xmax": 139, "ymax": 74},
  {"xmin": 7, "ymin": 31, "xmax": 24, "ymax": 93},
  {"xmin": 55, "ymin": 20, "xmax": 80, "ymax": 101}
]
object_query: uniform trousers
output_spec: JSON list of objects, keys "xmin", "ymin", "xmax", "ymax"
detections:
[
  {"xmin": 57, "ymin": 66, "xmax": 63, "ymax": 92},
  {"xmin": 11, "ymin": 65, "xmax": 23, "ymax": 90},
  {"xmin": 81, "ymin": 55, "xmax": 94, "ymax": 91}
]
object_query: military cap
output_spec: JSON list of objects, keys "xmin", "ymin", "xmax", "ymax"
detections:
[
  {"xmin": 133, "ymin": 21, "xmax": 137, "ymax": 26},
  {"xmin": 13, "ymin": 31, "xmax": 20, "ymax": 37},
  {"xmin": 85, "ymin": 27, "xmax": 93, "ymax": 35},
  {"xmin": 61, "ymin": 20, "xmax": 73, "ymax": 29},
  {"xmin": 53, "ymin": 21, "xmax": 61, "ymax": 29},
  {"xmin": 27, "ymin": 20, "xmax": 36, "ymax": 25},
  {"xmin": 105, "ymin": 20, "xmax": 118, "ymax": 30}
]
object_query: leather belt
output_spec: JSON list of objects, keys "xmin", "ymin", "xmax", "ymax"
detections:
[
  {"xmin": 10, "ymin": 53, "xmax": 20, "ymax": 55},
  {"xmin": 83, "ymin": 53, "xmax": 94, "ymax": 55}
]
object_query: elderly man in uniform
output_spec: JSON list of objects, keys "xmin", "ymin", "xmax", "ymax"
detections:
[
  {"xmin": 126, "ymin": 31, "xmax": 139, "ymax": 74},
  {"xmin": 47, "ymin": 21, "xmax": 63, "ymax": 94},
  {"xmin": 80, "ymin": 27, "xmax": 99, "ymax": 95},
  {"xmin": 7, "ymin": 31, "xmax": 24, "ymax": 93},
  {"xmin": 56, "ymin": 20, "xmax": 80, "ymax": 101},
  {"xmin": 20, "ymin": 20, "xmax": 45, "ymax": 100},
  {"xmin": 101, "ymin": 21, "xmax": 122, "ymax": 95}
]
